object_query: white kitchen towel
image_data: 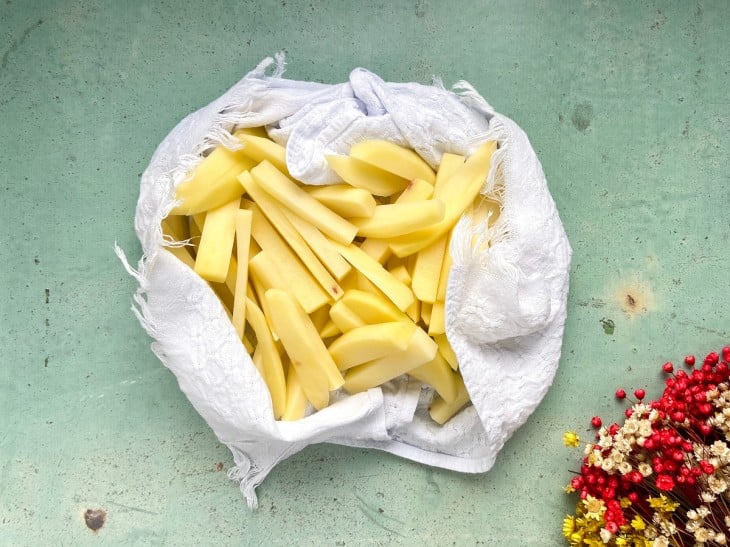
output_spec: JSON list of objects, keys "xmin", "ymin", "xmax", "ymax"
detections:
[{"xmin": 118, "ymin": 54, "xmax": 572, "ymax": 508}]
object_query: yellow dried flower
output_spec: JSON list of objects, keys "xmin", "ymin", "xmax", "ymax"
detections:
[
  {"xmin": 631, "ymin": 515, "xmax": 646, "ymax": 531},
  {"xmin": 582, "ymin": 495, "xmax": 605, "ymax": 520},
  {"xmin": 564, "ymin": 484, "xmax": 576, "ymax": 494},
  {"xmin": 647, "ymin": 494, "xmax": 679, "ymax": 513},
  {"xmin": 563, "ymin": 431, "xmax": 580, "ymax": 447},
  {"xmin": 562, "ymin": 515, "xmax": 575, "ymax": 538}
]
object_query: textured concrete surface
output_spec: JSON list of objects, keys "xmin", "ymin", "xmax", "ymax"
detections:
[{"xmin": 1, "ymin": 1, "xmax": 728, "ymax": 545}]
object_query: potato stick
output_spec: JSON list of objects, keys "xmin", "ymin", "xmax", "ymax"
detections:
[
  {"xmin": 429, "ymin": 375, "xmax": 470, "ymax": 424},
  {"xmin": 281, "ymin": 208, "xmax": 352, "ymax": 280},
  {"xmin": 389, "ymin": 141, "xmax": 497, "ymax": 256},
  {"xmin": 306, "ymin": 184, "xmax": 376, "ymax": 218},
  {"xmin": 342, "ymin": 328, "xmax": 437, "ymax": 394},
  {"xmin": 328, "ymin": 321, "xmax": 417, "ymax": 371},
  {"xmin": 434, "ymin": 333, "xmax": 458, "ymax": 371},
  {"xmin": 249, "ymin": 250, "xmax": 330, "ymax": 315},
  {"xmin": 325, "ymin": 154, "xmax": 408, "ymax": 196},
  {"xmin": 231, "ymin": 210, "xmax": 252, "ymax": 339},
  {"xmin": 282, "ymin": 366, "xmax": 308, "ymax": 421},
  {"xmin": 265, "ymin": 289, "xmax": 344, "ymax": 399},
  {"xmin": 349, "ymin": 140, "xmax": 436, "ymax": 183},
  {"xmin": 428, "ymin": 301, "xmax": 445, "ymax": 336},
  {"xmin": 352, "ymin": 199, "xmax": 445, "ymax": 239},
  {"xmin": 240, "ymin": 171, "xmax": 343, "ymax": 300},
  {"xmin": 411, "ymin": 233, "xmax": 448, "ymax": 303},
  {"xmin": 194, "ymin": 198, "xmax": 239, "ymax": 283},
  {"xmin": 245, "ymin": 297, "xmax": 286, "ymax": 419},
  {"xmin": 409, "ymin": 352, "xmax": 459, "ymax": 403},
  {"xmin": 236, "ymin": 133, "xmax": 290, "ymax": 176},
  {"xmin": 250, "ymin": 161, "xmax": 357, "ymax": 244},
  {"xmin": 332, "ymin": 241, "xmax": 414, "ymax": 312}
]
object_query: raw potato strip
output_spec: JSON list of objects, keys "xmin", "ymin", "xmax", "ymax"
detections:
[
  {"xmin": 280, "ymin": 208, "xmax": 351, "ymax": 280},
  {"xmin": 245, "ymin": 297, "xmax": 286, "ymax": 419},
  {"xmin": 436, "ymin": 234, "xmax": 453, "ymax": 301},
  {"xmin": 327, "ymin": 322, "xmax": 417, "ymax": 370},
  {"xmin": 231, "ymin": 210, "xmax": 253, "ymax": 339},
  {"xmin": 434, "ymin": 333, "xmax": 458, "ymax": 371},
  {"xmin": 306, "ymin": 184, "xmax": 376, "ymax": 218},
  {"xmin": 332, "ymin": 241, "xmax": 415, "ymax": 312},
  {"xmin": 352, "ymin": 200, "xmax": 445, "ymax": 239},
  {"xmin": 359, "ymin": 238, "xmax": 391, "ymax": 264},
  {"xmin": 325, "ymin": 155, "xmax": 409, "ymax": 196},
  {"xmin": 193, "ymin": 198, "xmax": 239, "ymax": 283},
  {"xmin": 429, "ymin": 375, "xmax": 471, "ymax": 424},
  {"xmin": 428, "ymin": 301, "xmax": 445, "ymax": 336},
  {"xmin": 265, "ymin": 289, "xmax": 345, "ymax": 406},
  {"xmin": 164, "ymin": 246, "xmax": 195, "ymax": 269},
  {"xmin": 339, "ymin": 289, "xmax": 407, "ymax": 324},
  {"xmin": 434, "ymin": 153, "xmax": 465, "ymax": 188},
  {"xmin": 329, "ymin": 300, "xmax": 366, "ymax": 333},
  {"xmin": 409, "ymin": 352, "xmax": 459, "ymax": 403},
  {"xmin": 249, "ymin": 251, "xmax": 329, "ymax": 314},
  {"xmin": 411, "ymin": 234, "xmax": 448, "ymax": 303},
  {"xmin": 342, "ymin": 328, "xmax": 438, "ymax": 394},
  {"xmin": 349, "ymin": 140, "xmax": 436, "ymax": 184},
  {"xmin": 240, "ymin": 176, "xmax": 343, "ymax": 302},
  {"xmin": 282, "ymin": 366, "xmax": 308, "ymax": 421},
  {"xmin": 236, "ymin": 132, "xmax": 290, "ymax": 176},
  {"xmin": 389, "ymin": 141, "xmax": 497, "ymax": 256},
  {"xmin": 172, "ymin": 146, "xmax": 255, "ymax": 215},
  {"xmin": 250, "ymin": 161, "xmax": 358, "ymax": 245}
]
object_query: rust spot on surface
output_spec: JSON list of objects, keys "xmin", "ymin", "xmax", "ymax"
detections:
[
  {"xmin": 215, "ymin": 462, "xmax": 224, "ymax": 472},
  {"xmin": 609, "ymin": 274, "xmax": 655, "ymax": 317},
  {"xmin": 84, "ymin": 508, "xmax": 106, "ymax": 532},
  {"xmin": 45, "ymin": 288, "xmax": 49, "ymax": 304}
]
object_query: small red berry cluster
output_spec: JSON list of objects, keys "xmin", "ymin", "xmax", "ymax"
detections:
[{"xmin": 568, "ymin": 346, "xmax": 730, "ymax": 536}]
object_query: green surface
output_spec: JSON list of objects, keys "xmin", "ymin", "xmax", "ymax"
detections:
[{"xmin": 2, "ymin": 1, "xmax": 728, "ymax": 545}]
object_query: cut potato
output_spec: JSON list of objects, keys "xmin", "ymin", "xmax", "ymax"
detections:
[
  {"xmin": 429, "ymin": 375, "xmax": 471, "ymax": 424},
  {"xmin": 282, "ymin": 365, "xmax": 308, "ymax": 421},
  {"xmin": 245, "ymin": 297, "xmax": 287, "ymax": 419},
  {"xmin": 172, "ymin": 146, "xmax": 255, "ymax": 215},
  {"xmin": 236, "ymin": 132, "xmax": 290, "ymax": 176},
  {"xmin": 411, "ymin": 234, "xmax": 448, "ymax": 303},
  {"xmin": 434, "ymin": 333, "xmax": 458, "ymax": 371},
  {"xmin": 333, "ymin": 241, "xmax": 414, "ymax": 312},
  {"xmin": 409, "ymin": 351, "xmax": 459, "ymax": 403},
  {"xmin": 328, "ymin": 321, "xmax": 417, "ymax": 370},
  {"xmin": 342, "ymin": 328, "xmax": 438, "ymax": 394},
  {"xmin": 248, "ymin": 250, "xmax": 330, "ymax": 315},
  {"xmin": 389, "ymin": 141, "xmax": 497, "ymax": 256},
  {"xmin": 306, "ymin": 184, "xmax": 377, "ymax": 218},
  {"xmin": 325, "ymin": 154, "xmax": 409, "ymax": 196},
  {"xmin": 349, "ymin": 140, "xmax": 436, "ymax": 184},
  {"xmin": 265, "ymin": 289, "xmax": 345, "ymax": 394},
  {"xmin": 328, "ymin": 299, "xmax": 366, "ymax": 333},
  {"xmin": 231, "ymin": 210, "xmax": 253, "ymax": 339},
  {"xmin": 194, "ymin": 198, "xmax": 239, "ymax": 283},
  {"xmin": 352, "ymin": 199, "xmax": 445, "ymax": 239},
  {"xmin": 250, "ymin": 161, "xmax": 358, "ymax": 245}
]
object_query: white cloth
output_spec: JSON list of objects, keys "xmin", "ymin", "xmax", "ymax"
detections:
[{"xmin": 117, "ymin": 54, "xmax": 572, "ymax": 508}]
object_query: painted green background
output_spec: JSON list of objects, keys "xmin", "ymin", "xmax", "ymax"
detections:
[{"xmin": 1, "ymin": 1, "xmax": 728, "ymax": 545}]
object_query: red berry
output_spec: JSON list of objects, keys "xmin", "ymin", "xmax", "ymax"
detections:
[
  {"xmin": 685, "ymin": 355, "xmax": 696, "ymax": 367},
  {"xmin": 625, "ymin": 408, "xmax": 634, "ymax": 418},
  {"xmin": 656, "ymin": 474, "xmax": 675, "ymax": 491},
  {"xmin": 609, "ymin": 423, "xmax": 620, "ymax": 435},
  {"xmin": 700, "ymin": 460, "xmax": 715, "ymax": 475},
  {"xmin": 615, "ymin": 388, "xmax": 627, "ymax": 399},
  {"xmin": 722, "ymin": 346, "xmax": 730, "ymax": 361},
  {"xmin": 628, "ymin": 492, "xmax": 639, "ymax": 503},
  {"xmin": 606, "ymin": 521, "xmax": 619, "ymax": 534},
  {"xmin": 699, "ymin": 423, "xmax": 712, "ymax": 436},
  {"xmin": 634, "ymin": 389, "xmax": 646, "ymax": 400},
  {"xmin": 591, "ymin": 416, "xmax": 602, "ymax": 428},
  {"xmin": 662, "ymin": 362, "xmax": 674, "ymax": 373},
  {"xmin": 705, "ymin": 352, "xmax": 720, "ymax": 366}
]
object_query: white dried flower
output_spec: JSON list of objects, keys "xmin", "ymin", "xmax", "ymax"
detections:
[
  {"xmin": 599, "ymin": 527, "xmax": 612, "ymax": 544},
  {"xmin": 639, "ymin": 462, "xmax": 653, "ymax": 477}
]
